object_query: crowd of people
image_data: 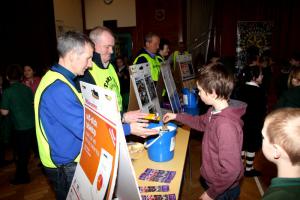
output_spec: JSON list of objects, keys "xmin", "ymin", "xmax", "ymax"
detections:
[{"xmin": 0, "ymin": 27, "xmax": 300, "ymax": 200}]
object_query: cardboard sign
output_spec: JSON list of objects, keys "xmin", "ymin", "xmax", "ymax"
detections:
[
  {"xmin": 114, "ymin": 124, "xmax": 142, "ymax": 200},
  {"xmin": 128, "ymin": 63, "xmax": 162, "ymax": 116},
  {"xmin": 67, "ymin": 82, "xmax": 141, "ymax": 200},
  {"xmin": 176, "ymin": 54, "xmax": 195, "ymax": 81},
  {"xmin": 160, "ymin": 62, "xmax": 182, "ymax": 113},
  {"xmin": 67, "ymin": 82, "xmax": 120, "ymax": 200}
]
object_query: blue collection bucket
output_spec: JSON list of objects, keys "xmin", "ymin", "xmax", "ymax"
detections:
[
  {"xmin": 145, "ymin": 122, "xmax": 177, "ymax": 162},
  {"xmin": 182, "ymin": 88, "xmax": 198, "ymax": 108}
]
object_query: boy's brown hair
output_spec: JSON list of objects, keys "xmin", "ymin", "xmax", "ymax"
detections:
[
  {"xmin": 197, "ymin": 63, "xmax": 234, "ymax": 100},
  {"xmin": 6, "ymin": 64, "xmax": 23, "ymax": 81},
  {"xmin": 265, "ymin": 108, "xmax": 300, "ymax": 165}
]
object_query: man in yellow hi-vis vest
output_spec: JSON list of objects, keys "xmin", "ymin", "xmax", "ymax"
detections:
[
  {"xmin": 133, "ymin": 32, "xmax": 161, "ymax": 83},
  {"xmin": 168, "ymin": 41, "xmax": 189, "ymax": 70},
  {"xmin": 34, "ymin": 31, "xmax": 94, "ymax": 200},
  {"xmin": 75, "ymin": 26, "xmax": 158, "ymax": 137}
]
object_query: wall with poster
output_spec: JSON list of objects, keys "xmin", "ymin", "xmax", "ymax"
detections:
[{"xmin": 236, "ymin": 21, "xmax": 273, "ymax": 70}]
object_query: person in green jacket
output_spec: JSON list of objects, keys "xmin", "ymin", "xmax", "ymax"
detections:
[
  {"xmin": 0, "ymin": 64, "xmax": 35, "ymax": 184},
  {"xmin": 262, "ymin": 108, "xmax": 300, "ymax": 200}
]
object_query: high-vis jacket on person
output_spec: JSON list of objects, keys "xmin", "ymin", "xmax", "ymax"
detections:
[{"xmin": 34, "ymin": 70, "xmax": 83, "ymax": 168}]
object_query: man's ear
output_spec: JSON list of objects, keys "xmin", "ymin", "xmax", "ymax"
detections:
[{"xmin": 69, "ymin": 51, "xmax": 75, "ymax": 62}]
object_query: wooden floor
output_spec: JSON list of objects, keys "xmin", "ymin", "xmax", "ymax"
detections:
[
  {"xmin": 0, "ymin": 132, "xmax": 276, "ymax": 200},
  {"xmin": 180, "ymin": 132, "xmax": 277, "ymax": 200}
]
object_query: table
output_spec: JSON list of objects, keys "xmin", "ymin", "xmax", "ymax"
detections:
[{"xmin": 132, "ymin": 126, "xmax": 190, "ymax": 198}]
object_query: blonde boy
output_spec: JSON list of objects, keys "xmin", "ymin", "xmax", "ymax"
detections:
[{"xmin": 262, "ymin": 108, "xmax": 300, "ymax": 200}]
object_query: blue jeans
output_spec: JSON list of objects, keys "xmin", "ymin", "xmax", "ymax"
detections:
[
  {"xmin": 44, "ymin": 162, "xmax": 77, "ymax": 200},
  {"xmin": 200, "ymin": 177, "xmax": 240, "ymax": 200},
  {"xmin": 216, "ymin": 185, "xmax": 240, "ymax": 200}
]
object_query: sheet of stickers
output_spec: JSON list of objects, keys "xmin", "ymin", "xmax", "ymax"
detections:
[{"xmin": 138, "ymin": 168, "xmax": 176, "ymax": 200}]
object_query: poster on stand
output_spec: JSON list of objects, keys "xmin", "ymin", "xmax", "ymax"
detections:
[
  {"xmin": 160, "ymin": 62, "xmax": 182, "ymax": 113},
  {"xmin": 176, "ymin": 54, "xmax": 195, "ymax": 81},
  {"xmin": 128, "ymin": 63, "xmax": 162, "ymax": 116},
  {"xmin": 67, "ymin": 82, "xmax": 120, "ymax": 200},
  {"xmin": 114, "ymin": 126, "xmax": 142, "ymax": 200},
  {"xmin": 67, "ymin": 82, "xmax": 141, "ymax": 200}
]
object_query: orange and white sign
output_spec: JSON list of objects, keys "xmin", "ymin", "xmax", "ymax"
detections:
[{"xmin": 67, "ymin": 82, "xmax": 120, "ymax": 200}]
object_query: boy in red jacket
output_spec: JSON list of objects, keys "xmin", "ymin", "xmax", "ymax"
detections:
[{"xmin": 163, "ymin": 63, "xmax": 246, "ymax": 200}]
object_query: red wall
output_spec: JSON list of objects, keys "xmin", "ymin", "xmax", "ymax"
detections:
[{"xmin": 133, "ymin": 0, "xmax": 185, "ymax": 57}]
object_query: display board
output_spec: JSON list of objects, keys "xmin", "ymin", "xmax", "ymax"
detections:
[
  {"xmin": 160, "ymin": 62, "xmax": 182, "ymax": 113},
  {"xmin": 172, "ymin": 54, "xmax": 197, "ymax": 91},
  {"xmin": 128, "ymin": 63, "xmax": 162, "ymax": 116},
  {"xmin": 67, "ymin": 82, "xmax": 141, "ymax": 200},
  {"xmin": 176, "ymin": 54, "xmax": 195, "ymax": 81}
]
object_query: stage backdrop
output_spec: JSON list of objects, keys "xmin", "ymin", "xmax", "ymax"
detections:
[{"xmin": 236, "ymin": 21, "xmax": 273, "ymax": 70}]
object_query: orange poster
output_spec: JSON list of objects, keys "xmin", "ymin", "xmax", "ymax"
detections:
[
  {"xmin": 80, "ymin": 107, "xmax": 116, "ymax": 184},
  {"xmin": 67, "ymin": 82, "xmax": 120, "ymax": 200}
]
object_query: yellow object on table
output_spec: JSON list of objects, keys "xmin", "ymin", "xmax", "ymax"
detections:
[{"xmin": 132, "ymin": 127, "xmax": 190, "ymax": 198}]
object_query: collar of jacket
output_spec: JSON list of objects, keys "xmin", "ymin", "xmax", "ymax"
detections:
[{"xmin": 92, "ymin": 52, "xmax": 109, "ymax": 69}]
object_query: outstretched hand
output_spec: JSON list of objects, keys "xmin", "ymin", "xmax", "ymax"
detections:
[
  {"xmin": 130, "ymin": 122, "xmax": 159, "ymax": 138},
  {"xmin": 123, "ymin": 110, "xmax": 148, "ymax": 123},
  {"xmin": 162, "ymin": 113, "xmax": 177, "ymax": 123}
]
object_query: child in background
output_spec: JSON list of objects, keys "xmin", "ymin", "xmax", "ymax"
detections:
[
  {"xmin": 22, "ymin": 65, "xmax": 41, "ymax": 94},
  {"xmin": 261, "ymin": 108, "xmax": 300, "ymax": 200},
  {"xmin": 0, "ymin": 64, "xmax": 35, "ymax": 184},
  {"xmin": 235, "ymin": 66, "xmax": 267, "ymax": 177},
  {"xmin": 163, "ymin": 63, "xmax": 247, "ymax": 200},
  {"xmin": 115, "ymin": 56, "xmax": 130, "ymax": 112},
  {"xmin": 22, "ymin": 64, "xmax": 41, "ymax": 158},
  {"xmin": 275, "ymin": 67, "xmax": 300, "ymax": 109}
]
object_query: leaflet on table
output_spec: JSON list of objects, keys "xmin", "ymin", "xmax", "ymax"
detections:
[{"xmin": 67, "ymin": 81, "xmax": 120, "ymax": 200}]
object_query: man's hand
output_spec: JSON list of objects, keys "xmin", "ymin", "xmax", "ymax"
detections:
[
  {"xmin": 130, "ymin": 122, "xmax": 159, "ymax": 138},
  {"xmin": 123, "ymin": 110, "xmax": 148, "ymax": 123},
  {"xmin": 199, "ymin": 192, "xmax": 213, "ymax": 200}
]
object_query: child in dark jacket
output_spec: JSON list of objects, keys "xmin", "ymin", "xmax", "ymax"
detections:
[
  {"xmin": 235, "ymin": 65, "xmax": 267, "ymax": 177},
  {"xmin": 163, "ymin": 63, "xmax": 246, "ymax": 200}
]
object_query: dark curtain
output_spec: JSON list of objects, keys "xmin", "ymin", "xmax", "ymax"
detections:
[
  {"xmin": 0, "ymin": 0, "xmax": 57, "ymax": 75},
  {"xmin": 212, "ymin": 0, "xmax": 300, "ymax": 60}
]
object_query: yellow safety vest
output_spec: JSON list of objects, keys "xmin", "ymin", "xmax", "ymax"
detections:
[
  {"xmin": 156, "ymin": 55, "xmax": 167, "ymax": 96},
  {"xmin": 34, "ymin": 70, "xmax": 83, "ymax": 168},
  {"xmin": 157, "ymin": 55, "xmax": 164, "ymax": 63},
  {"xmin": 88, "ymin": 62, "xmax": 123, "ymax": 111},
  {"xmin": 134, "ymin": 53, "xmax": 161, "ymax": 81}
]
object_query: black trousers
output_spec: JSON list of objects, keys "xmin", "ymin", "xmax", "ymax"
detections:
[{"xmin": 14, "ymin": 128, "xmax": 34, "ymax": 180}]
